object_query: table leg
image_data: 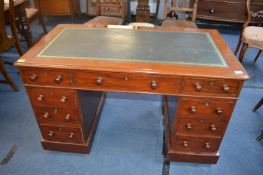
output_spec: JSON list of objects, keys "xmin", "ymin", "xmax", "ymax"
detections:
[{"xmin": 16, "ymin": 4, "xmax": 33, "ymax": 48}]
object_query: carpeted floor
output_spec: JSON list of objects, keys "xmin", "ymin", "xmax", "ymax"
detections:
[{"xmin": 0, "ymin": 17, "xmax": 262, "ymax": 175}]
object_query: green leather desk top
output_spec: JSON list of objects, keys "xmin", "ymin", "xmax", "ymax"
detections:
[{"xmin": 37, "ymin": 28, "xmax": 227, "ymax": 67}]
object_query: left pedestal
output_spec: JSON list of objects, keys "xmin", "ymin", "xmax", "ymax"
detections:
[{"xmin": 22, "ymin": 74, "xmax": 105, "ymax": 154}]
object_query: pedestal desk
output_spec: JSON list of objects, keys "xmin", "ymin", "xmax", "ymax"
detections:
[{"xmin": 15, "ymin": 25, "xmax": 249, "ymax": 164}]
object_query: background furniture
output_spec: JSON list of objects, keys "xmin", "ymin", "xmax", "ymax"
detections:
[
  {"xmin": 16, "ymin": 25, "xmax": 248, "ymax": 164},
  {"xmin": 1, "ymin": 0, "xmax": 23, "ymax": 91},
  {"xmin": 235, "ymin": 0, "xmax": 263, "ymax": 63},
  {"xmin": 196, "ymin": 0, "xmax": 263, "ymax": 23},
  {"xmin": 252, "ymin": 98, "xmax": 263, "ymax": 141},
  {"xmin": 84, "ymin": 0, "xmax": 126, "ymax": 27},
  {"xmin": 33, "ymin": 0, "xmax": 80, "ymax": 22},
  {"xmin": 162, "ymin": 0, "xmax": 198, "ymax": 28},
  {"xmin": 136, "ymin": 0, "xmax": 150, "ymax": 22}
]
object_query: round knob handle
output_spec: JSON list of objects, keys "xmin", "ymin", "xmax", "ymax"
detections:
[
  {"xmin": 190, "ymin": 106, "xmax": 197, "ymax": 114},
  {"xmin": 183, "ymin": 141, "xmax": 189, "ymax": 147},
  {"xmin": 37, "ymin": 94, "xmax": 44, "ymax": 101},
  {"xmin": 96, "ymin": 77, "xmax": 103, "ymax": 86},
  {"xmin": 60, "ymin": 96, "xmax": 67, "ymax": 103},
  {"xmin": 65, "ymin": 114, "xmax": 71, "ymax": 121},
  {"xmin": 210, "ymin": 124, "xmax": 217, "ymax": 132},
  {"xmin": 205, "ymin": 142, "xmax": 211, "ymax": 149},
  {"xmin": 43, "ymin": 112, "xmax": 50, "ymax": 119},
  {"xmin": 222, "ymin": 84, "xmax": 230, "ymax": 93},
  {"xmin": 54, "ymin": 75, "xmax": 62, "ymax": 83},
  {"xmin": 195, "ymin": 83, "xmax": 202, "ymax": 91},
  {"xmin": 151, "ymin": 80, "xmax": 158, "ymax": 90},
  {"xmin": 209, "ymin": 8, "xmax": 215, "ymax": 13},
  {"xmin": 186, "ymin": 123, "xmax": 192, "ymax": 131},
  {"xmin": 216, "ymin": 108, "xmax": 223, "ymax": 115},
  {"xmin": 68, "ymin": 132, "xmax": 75, "ymax": 139},
  {"xmin": 48, "ymin": 130, "xmax": 54, "ymax": 137},
  {"xmin": 30, "ymin": 74, "xmax": 38, "ymax": 81}
]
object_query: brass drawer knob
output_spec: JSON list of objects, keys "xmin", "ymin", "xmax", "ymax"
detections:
[
  {"xmin": 65, "ymin": 114, "xmax": 71, "ymax": 121},
  {"xmin": 209, "ymin": 8, "xmax": 215, "ymax": 13},
  {"xmin": 60, "ymin": 96, "xmax": 67, "ymax": 103},
  {"xmin": 54, "ymin": 75, "xmax": 62, "ymax": 83},
  {"xmin": 68, "ymin": 132, "xmax": 75, "ymax": 139},
  {"xmin": 151, "ymin": 80, "xmax": 158, "ymax": 90},
  {"xmin": 190, "ymin": 106, "xmax": 197, "ymax": 114},
  {"xmin": 30, "ymin": 74, "xmax": 38, "ymax": 81},
  {"xmin": 183, "ymin": 141, "xmax": 189, "ymax": 147},
  {"xmin": 96, "ymin": 77, "xmax": 103, "ymax": 86},
  {"xmin": 48, "ymin": 130, "xmax": 54, "ymax": 137},
  {"xmin": 210, "ymin": 124, "xmax": 217, "ymax": 132},
  {"xmin": 43, "ymin": 112, "xmax": 50, "ymax": 119},
  {"xmin": 195, "ymin": 82, "xmax": 202, "ymax": 91},
  {"xmin": 205, "ymin": 142, "xmax": 211, "ymax": 149},
  {"xmin": 222, "ymin": 84, "xmax": 230, "ymax": 92},
  {"xmin": 37, "ymin": 94, "xmax": 44, "ymax": 101},
  {"xmin": 216, "ymin": 108, "xmax": 223, "ymax": 115},
  {"xmin": 186, "ymin": 123, "xmax": 192, "ymax": 131}
]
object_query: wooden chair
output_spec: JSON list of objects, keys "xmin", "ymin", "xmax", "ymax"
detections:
[
  {"xmin": 234, "ymin": 0, "xmax": 263, "ymax": 63},
  {"xmin": 84, "ymin": 0, "xmax": 126, "ymax": 27},
  {"xmin": 1, "ymin": 0, "xmax": 23, "ymax": 91},
  {"xmin": 162, "ymin": 0, "xmax": 198, "ymax": 28}
]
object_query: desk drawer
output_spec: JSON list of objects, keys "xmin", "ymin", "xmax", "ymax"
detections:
[
  {"xmin": 175, "ymin": 118, "xmax": 227, "ymax": 136},
  {"xmin": 35, "ymin": 107, "xmax": 81, "ymax": 124},
  {"xmin": 21, "ymin": 69, "xmax": 72, "ymax": 86},
  {"xmin": 73, "ymin": 71, "xmax": 181, "ymax": 94},
  {"xmin": 182, "ymin": 78, "xmax": 240, "ymax": 97},
  {"xmin": 27, "ymin": 87, "xmax": 78, "ymax": 108},
  {"xmin": 177, "ymin": 97, "xmax": 236, "ymax": 119},
  {"xmin": 40, "ymin": 125, "xmax": 84, "ymax": 144},
  {"xmin": 173, "ymin": 134, "xmax": 221, "ymax": 153}
]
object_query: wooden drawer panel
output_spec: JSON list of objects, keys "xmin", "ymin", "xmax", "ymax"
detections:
[
  {"xmin": 40, "ymin": 125, "xmax": 84, "ymax": 144},
  {"xmin": 175, "ymin": 118, "xmax": 227, "ymax": 136},
  {"xmin": 35, "ymin": 107, "xmax": 81, "ymax": 124},
  {"xmin": 197, "ymin": 1, "xmax": 246, "ymax": 21},
  {"xmin": 177, "ymin": 97, "xmax": 236, "ymax": 119},
  {"xmin": 27, "ymin": 87, "xmax": 78, "ymax": 108},
  {"xmin": 21, "ymin": 69, "xmax": 72, "ymax": 86},
  {"xmin": 73, "ymin": 71, "xmax": 181, "ymax": 94},
  {"xmin": 173, "ymin": 134, "xmax": 221, "ymax": 153},
  {"xmin": 100, "ymin": 4, "xmax": 122, "ymax": 17},
  {"xmin": 182, "ymin": 78, "xmax": 240, "ymax": 97}
]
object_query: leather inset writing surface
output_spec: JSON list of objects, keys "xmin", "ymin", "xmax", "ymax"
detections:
[{"xmin": 38, "ymin": 28, "xmax": 227, "ymax": 67}]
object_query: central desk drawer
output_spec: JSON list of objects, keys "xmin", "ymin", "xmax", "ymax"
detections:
[
  {"xmin": 27, "ymin": 87, "xmax": 78, "ymax": 108},
  {"xmin": 73, "ymin": 71, "xmax": 181, "ymax": 94},
  {"xmin": 40, "ymin": 125, "xmax": 84, "ymax": 144}
]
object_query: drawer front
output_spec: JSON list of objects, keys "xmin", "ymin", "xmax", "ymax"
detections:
[
  {"xmin": 27, "ymin": 87, "xmax": 78, "ymax": 108},
  {"xmin": 182, "ymin": 78, "xmax": 240, "ymax": 97},
  {"xmin": 175, "ymin": 118, "xmax": 227, "ymax": 136},
  {"xmin": 177, "ymin": 97, "xmax": 236, "ymax": 119},
  {"xmin": 73, "ymin": 71, "xmax": 181, "ymax": 94},
  {"xmin": 40, "ymin": 125, "xmax": 84, "ymax": 144},
  {"xmin": 100, "ymin": 4, "xmax": 122, "ymax": 17},
  {"xmin": 173, "ymin": 134, "xmax": 221, "ymax": 153},
  {"xmin": 21, "ymin": 69, "xmax": 72, "ymax": 86},
  {"xmin": 35, "ymin": 107, "xmax": 81, "ymax": 124},
  {"xmin": 197, "ymin": 1, "xmax": 246, "ymax": 22}
]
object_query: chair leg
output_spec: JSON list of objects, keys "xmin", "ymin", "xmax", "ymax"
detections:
[
  {"xmin": 253, "ymin": 50, "xmax": 262, "ymax": 63},
  {"xmin": 234, "ymin": 34, "xmax": 242, "ymax": 55},
  {"xmin": 38, "ymin": 14, "xmax": 48, "ymax": 34},
  {"xmin": 239, "ymin": 43, "xmax": 249, "ymax": 63},
  {"xmin": 0, "ymin": 61, "xmax": 18, "ymax": 91},
  {"xmin": 252, "ymin": 98, "xmax": 263, "ymax": 112}
]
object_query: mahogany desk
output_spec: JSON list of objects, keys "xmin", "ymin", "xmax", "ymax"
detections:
[{"xmin": 15, "ymin": 25, "xmax": 249, "ymax": 164}]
